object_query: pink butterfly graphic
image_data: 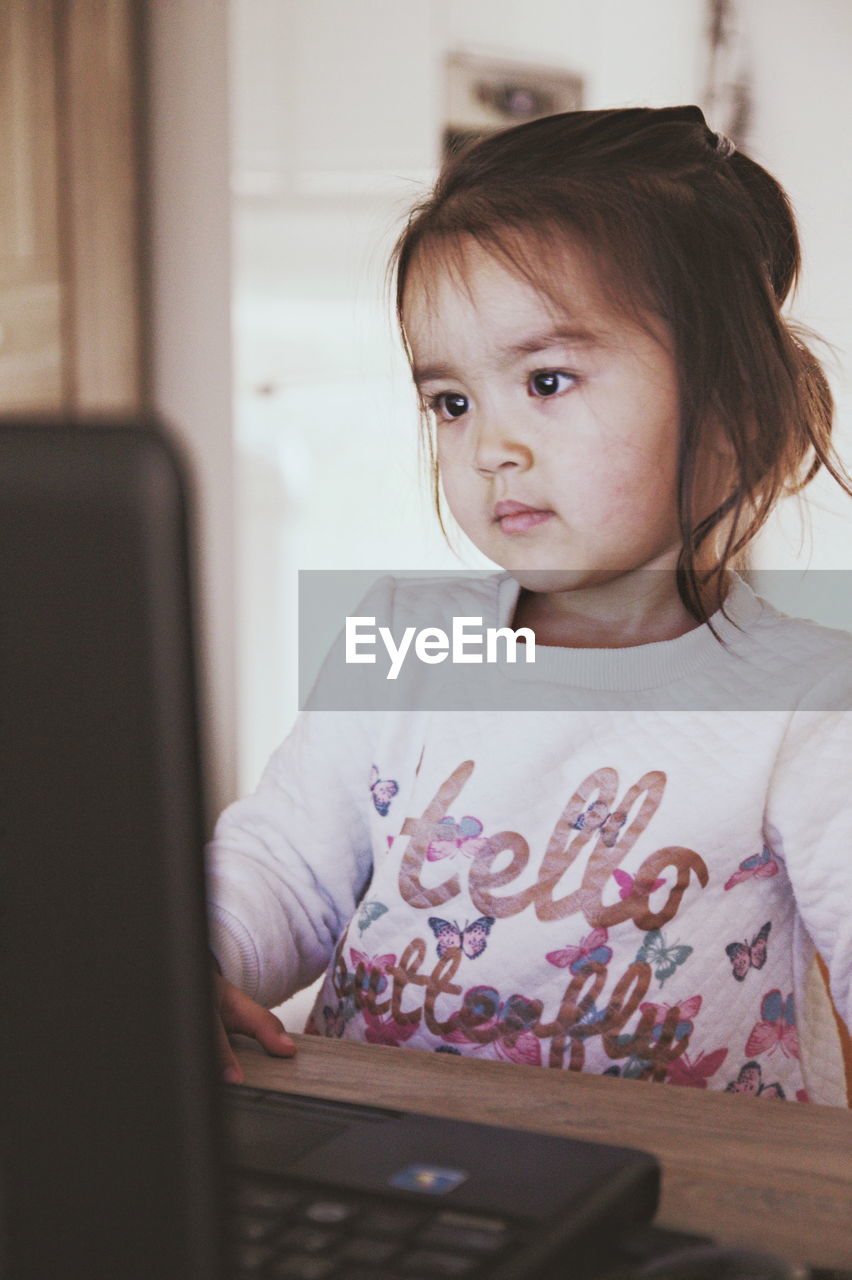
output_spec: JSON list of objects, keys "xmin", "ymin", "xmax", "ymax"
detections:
[
  {"xmin": 725, "ymin": 1060, "xmax": 786, "ymax": 1099},
  {"xmin": 572, "ymin": 802, "xmax": 627, "ymax": 847},
  {"xmin": 426, "ymin": 815, "xmax": 491, "ymax": 862},
  {"xmin": 745, "ymin": 989, "xmax": 799, "ymax": 1060},
  {"xmin": 361, "ymin": 1008, "xmax": 418, "ymax": 1048},
  {"xmin": 428, "ymin": 916, "xmax": 495, "ymax": 960},
  {"xmin": 724, "ymin": 845, "xmax": 779, "ymax": 891},
  {"xmin": 444, "ymin": 987, "xmax": 542, "ymax": 1066},
  {"xmin": 725, "ymin": 921, "xmax": 771, "ymax": 982},
  {"xmin": 369, "ymin": 764, "xmax": 399, "ymax": 817},
  {"xmin": 546, "ymin": 927, "xmax": 613, "ymax": 975},
  {"xmin": 667, "ymin": 1046, "xmax": 728, "ymax": 1089},
  {"xmin": 640, "ymin": 994, "xmax": 702, "ymax": 1045},
  {"xmin": 613, "ymin": 868, "xmax": 666, "ymax": 901},
  {"xmin": 349, "ymin": 948, "xmax": 396, "ymax": 997}
]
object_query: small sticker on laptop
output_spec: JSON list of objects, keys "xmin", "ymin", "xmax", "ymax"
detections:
[{"xmin": 389, "ymin": 1164, "xmax": 469, "ymax": 1194}]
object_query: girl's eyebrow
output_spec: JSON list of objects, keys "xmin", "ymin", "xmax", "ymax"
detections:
[
  {"xmin": 412, "ymin": 327, "xmax": 605, "ymax": 386},
  {"xmin": 412, "ymin": 360, "xmax": 456, "ymax": 387},
  {"xmin": 505, "ymin": 327, "xmax": 606, "ymax": 356}
]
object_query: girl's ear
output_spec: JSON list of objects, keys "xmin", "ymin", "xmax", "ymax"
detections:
[
  {"xmin": 700, "ymin": 404, "xmax": 743, "ymax": 458},
  {"xmin": 695, "ymin": 414, "xmax": 737, "ymax": 489}
]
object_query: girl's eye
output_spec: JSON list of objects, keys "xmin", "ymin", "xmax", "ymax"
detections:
[
  {"xmin": 529, "ymin": 371, "xmax": 575, "ymax": 398},
  {"xmin": 430, "ymin": 392, "xmax": 469, "ymax": 420}
]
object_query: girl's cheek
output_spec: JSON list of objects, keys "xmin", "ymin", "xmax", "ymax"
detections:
[
  {"xmin": 440, "ymin": 471, "xmax": 470, "ymax": 517},
  {"xmin": 436, "ymin": 432, "xmax": 467, "ymax": 474}
]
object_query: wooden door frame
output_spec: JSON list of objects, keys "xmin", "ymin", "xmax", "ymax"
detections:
[{"xmin": 54, "ymin": 0, "xmax": 146, "ymax": 413}]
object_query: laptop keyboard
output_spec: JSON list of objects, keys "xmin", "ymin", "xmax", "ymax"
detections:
[{"xmin": 227, "ymin": 1171, "xmax": 520, "ymax": 1278}]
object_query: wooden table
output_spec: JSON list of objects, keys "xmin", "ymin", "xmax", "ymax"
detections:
[{"xmin": 236, "ymin": 1034, "xmax": 852, "ymax": 1270}]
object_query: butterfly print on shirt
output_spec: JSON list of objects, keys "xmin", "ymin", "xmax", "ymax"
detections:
[
  {"xmin": 311, "ymin": 996, "xmax": 357, "ymax": 1039},
  {"xmin": 725, "ymin": 1060, "xmax": 786, "ymax": 1099},
  {"xmin": 361, "ymin": 1007, "xmax": 418, "ymax": 1048},
  {"xmin": 370, "ymin": 765, "xmax": 399, "ymax": 816},
  {"xmin": 724, "ymin": 845, "xmax": 779, "ymax": 891},
  {"xmin": 356, "ymin": 899, "xmax": 389, "ymax": 935},
  {"xmin": 428, "ymin": 915, "xmax": 495, "ymax": 960},
  {"xmin": 635, "ymin": 928, "xmax": 693, "ymax": 986},
  {"xmin": 612, "ymin": 868, "xmax": 666, "ymax": 901},
  {"xmin": 574, "ymin": 1002, "xmax": 609, "ymax": 1032},
  {"xmin": 349, "ymin": 948, "xmax": 396, "ymax": 998},
  {"xmin": 725, "ymin": 921, "xmax": 771, "ymax": 981},
  {"xmin": 745, "ymin": 989, "xmax": 799, "ymax": 1060},
  {"xmin": 572, "ymin": 801, "xmax": 627, "ymax": 847},
  {"xmin": 607, "ymin": 999, "xmax": 702, "ymax": 1084},
  {"xmin": 546, "ymin": 927, "xmax": 613, "ymax": 975},
  {"xmin": 443, "ymin": 986, "xmax": 543, "ymax": 1066},
  {"xmin": 667, "ymin": 1047, "xmax": 728, "ymax": 1089},
  {"xmin": 425, "ymin": 815, "xmax": 491, "ymax": 862},
  {"xmin": 321, "ymin": 1004, "xmax": 347, "ymax": 1039},
  {"xmin": 604, "ymin": 1047, "xmax": 728, "ymax": 1091},
  {"xmin": 602, "ymin": 1059, "xmax": 649, "ymax": 1081},
  {"xmin": 640, "ymin": 994, "xmax": 703, "ymax": 1045}
]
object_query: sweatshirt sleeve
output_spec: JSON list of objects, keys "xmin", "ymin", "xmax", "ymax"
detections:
[
  {"xmin": 206, "ymin": 575, "xmax": 398, "ymax": 1007},
  {"xmin": 764, "ymin": 652, "xmax": 852, "ymax": 1031}
]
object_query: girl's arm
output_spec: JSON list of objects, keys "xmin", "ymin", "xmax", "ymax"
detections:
[
  {"xmin": 207, "ymin": 704, "xmax": 379, "ymax": 1009},
  {"xmin": 765, "ymin": 654, "xmax": 852, "ymax": 1032},
  {"xmin": 206, "ymin": 575, "xmax": 404, "ymax": 1009}
]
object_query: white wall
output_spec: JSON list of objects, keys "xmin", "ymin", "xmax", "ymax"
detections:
[
  {"xmin": 739, "ymin": 0, "xmax": 852, "ymax": 569},
  {"xmin": 232, "ymin": 0, "xmax": 708, "ymax": 178},
  {"xmin": 147, "ymin": 0, "xmax": 237, "ymax": 818}
]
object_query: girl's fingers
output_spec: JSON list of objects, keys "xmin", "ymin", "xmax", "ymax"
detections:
[
  {"xmin": 218, "ymin": 978, "xmax": 297, "ymax": 1058},
  {"xmin": 215, "ymin": 1011, "xmax": 244, "ymax": 1084},
  {"xmin": 250, "ymin": 1008, "xmax": 297, "ymax": 1058}
]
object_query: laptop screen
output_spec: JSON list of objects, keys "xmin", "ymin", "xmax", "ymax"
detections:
[{"xmin": 0, "ymin": 418, "xmax": 225, "ymax": 1280}]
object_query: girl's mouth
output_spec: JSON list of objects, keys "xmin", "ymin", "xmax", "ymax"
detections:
[{"xmin": 494, "ymin": 500, "xmax": 554, "ymax": 534}]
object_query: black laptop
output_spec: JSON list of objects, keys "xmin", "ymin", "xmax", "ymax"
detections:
[{"xmin": 0, "ymin": 418, "xmax": 659, "ymax": 1280}]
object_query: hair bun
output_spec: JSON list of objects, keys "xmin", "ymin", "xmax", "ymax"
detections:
[
  {"xmin": 712, "ymin": 131, "xmax": 737, "ymax": 158},
  {"xmin": 727, "ymin": 150, "xmax": 799, "ymax": 303}
]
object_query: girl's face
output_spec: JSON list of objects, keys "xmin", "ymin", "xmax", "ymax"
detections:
[{"xmin": 404, "ymin": 238, "xmax": 686, "ymax": 609}]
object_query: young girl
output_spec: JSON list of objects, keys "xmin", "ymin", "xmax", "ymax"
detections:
[{"xmin": 209, "ymin": 106, "xmax": 852, "ymax": 1106}]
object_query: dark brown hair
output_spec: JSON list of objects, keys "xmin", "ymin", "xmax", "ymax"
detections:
[{"xmin": 391, "ymin": 105, "xmax": 850, "ymax": 623}]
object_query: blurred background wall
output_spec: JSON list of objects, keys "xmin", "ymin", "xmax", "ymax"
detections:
[
  {"xmin": 230, "ymin": 0, "xmax": 852, "ymax": 791},
  {"xmin": 0, "ymin": 1, "xmax": 236, "ymax": 819}
]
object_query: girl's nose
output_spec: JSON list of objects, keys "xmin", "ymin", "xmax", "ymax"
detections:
[{"xmin": 472, "ymin": 412, "xmax": 533, "ymax": 476}]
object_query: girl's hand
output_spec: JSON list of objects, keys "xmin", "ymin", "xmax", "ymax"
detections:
[{"xmin": 213, "ymin": 970, "xmax": 297, "ymax": 1084}]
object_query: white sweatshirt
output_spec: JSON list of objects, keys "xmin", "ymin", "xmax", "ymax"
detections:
[{"xmin": 208, "ymin": 573, "xmax": 852, "ymax": 1106}]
